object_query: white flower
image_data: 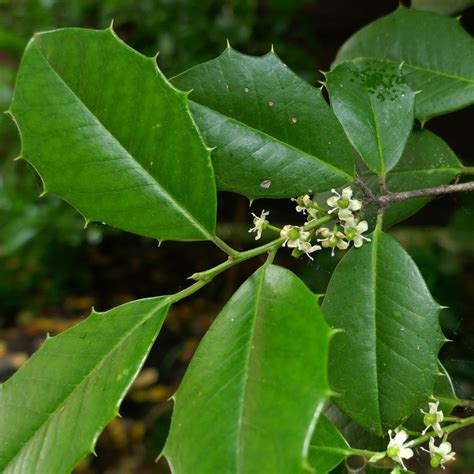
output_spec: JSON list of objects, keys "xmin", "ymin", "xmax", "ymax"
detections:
[
  {"xmin": 421, "ymin": 437, "xmax": 455, "ymax": 469},
  {"xmin": 327, "ymin": 187, "xmax": 362, "ymax": 220},
  {"xmin": 280, "ymin": 225, "xmax": 321, "ymax": 259},
  {"xmin": 386, "ymin": 430, "xmax": 414, "ymax": 471},
  {"xmin": 316, "ymin": 227, "xmax": 349, "ymax": 256},
  {"xmin": 291, "ymin": 194, "xmax": 319, "ymax": 219},
  {"xmin": 298, "ymin": 240, "xmax": 322, "ymax": 260},
  {"xmin": 248, "ymin": 210, "xmax": 269, "ymax": 240},
  {"xmin": 343, "ymin": 217, "xmax": 371, "ymax": 248},
  {"xmin": 421, "ymin": 401, "xmax": 444, "ymax": 437}
]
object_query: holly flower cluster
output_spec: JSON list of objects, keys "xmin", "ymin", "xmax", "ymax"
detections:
[
  {"xmin": 248, "ymin": 186, "xmax": 371, "ymax": 259},
  {"xmin": 370, "ymin": 400, "xmax": 455, "ymax": 472}
]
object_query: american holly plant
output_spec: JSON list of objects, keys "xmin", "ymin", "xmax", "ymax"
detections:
[{"xmin": 2, "ymin": 5, "xmax": 474, "ymax": 474}]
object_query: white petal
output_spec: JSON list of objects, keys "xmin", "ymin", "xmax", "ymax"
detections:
[
  {"xmin": 327, "ymin": 196, "xmax": 339, "ymax": 207},
  {"xmin": 394, "ymin": 430, "xmax": 409, "ymax": 444},
  {"xmin": 434, "ymin": 422, "xmax": 444, "ymax": 438},
  {"xmin": 341, "ymin": 187, "xmax": 353, "ymax": 199},
  {"xmin": 439, "ymin": 442, "xmax": 452, "ymax": 456},
  {"xmin": 349, "ymin": 199, "xmax": 362, "ymax": 211},
  {"xmin": 353, "ymin": 236, "xmax": 363, "ymax": 248},
  {"xmin": 356, "ymin": 220, "xmax": 368, "ymax": 233},
  {"xmin": 400, "ymin": 447, "xmax": 414, "ymax": 459},
  {"xmin": 338, "ymin": 209, "xmax": 353, "ymax": 220},
  {"xmin": 337, "ymin": 240, "xmax": 349, "ymax": 250}
]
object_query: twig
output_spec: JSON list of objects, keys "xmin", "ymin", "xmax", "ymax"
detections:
[{"xmin": 375, "ymin": 181, "xmax": 474, "ymax": 207}]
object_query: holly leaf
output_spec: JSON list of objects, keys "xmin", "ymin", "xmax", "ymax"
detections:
[
  {"xmin": 335, "ymin": 8, "xmax": 474, "ymax": 121},
  {"xmin": 0, "ymin": 297, "xmax": 170, "ymax": 473},
  {"xmin": 322, "ymin": 228, "xmax": 445, "ymax": 435},
  {"xmin": 172, "ymin": 47, "xmax": 354, "ymax": 200},
  {"xmin": 308, "ymin": 415, "xmax": 350, "ymax": 473},
  {"xmin": 326, "ymin": 59, "xmax": 415, "ymax": 176},
  {"xmin": 412, "ymin": 0, "xmax": 474, "ymax": 15},
  {"xmin": 10, "ymin": 28, "xmax": 216, "ymax": 242},
  {"xmin": 163, "ymin": 264, "xmax": 332, "ymax": 473}
]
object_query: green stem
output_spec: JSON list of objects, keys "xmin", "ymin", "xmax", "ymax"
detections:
[
  {"xmin": 267, "ymin": 224, "xmax": 283, "ymax": 233},
  {"xmin": 212, "ymin": 235, "xmax": 240, "ymax": 258},
  {"xmin": 169, "ymin": 279, "xmax": 208, "ymax": 304},
  {"xmin": 409, "ymin": 416, "xmax": 474, "ymax": 449},
  {"xmin": 462, "ymin": 166, "xmax": 474, "ymax": 175},
  {"xmin": 168, "ymin": 214, "xmax": 335, "ymax": 305},
  {"xmin": 191, "ymin": 237, "xmax": 285, "ymax": 282}
]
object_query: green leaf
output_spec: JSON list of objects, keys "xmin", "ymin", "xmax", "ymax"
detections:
[
  {"xmin": 10, "ymin": 28, "xmax": 216, "ymax": 242},
  {"xmin": 0, "ymin": 297, "xmax": 170, "ymax": 473},
  {"xmin": 308, "ymin": 415, "xmax": 350, "ymax": 473},
  {"xmin": 163, "ymin": 264, "xmax": 332, "ymax": 473},
  {"xmin": 362, "ymin": 128, "xmax": 462, "ymax": 228},
  {"xmin": 405, "ymin": 362, "xmax": 460, "ymax": 431},
  {"xmin": 326, "ymin": 59, "xmax": 415, "ymax": 175},
  {"xmin": 335, "ymin": 8, "xmax": 474, "ymax": 121},
  {"xmin": 412, "ymin": 0, "xmax": 474, "ymax": 15},
  {"xmin": 171, "ymin": 48, "xmax": 354, "ymax": 200},
  {"xmin": 321, "ymin": 228, "xmax": 445, "ymax": 435},
  {"xmin": 325, "ymin": 403, "xmax": 386, "ymax": 452}
]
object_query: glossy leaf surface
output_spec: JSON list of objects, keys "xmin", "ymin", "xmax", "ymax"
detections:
[
  {"xmin": 322, "ymin": 229, "xmax": 445, "ymax": 435},
  {"xmin": 326, "ymin": 60, "xmax": 415, "ymax": 175},
  {"xmin": 0, "ymin": 297, "xmax": 170, "ymax": 473},
  {"xmin": 335, "ymin": 8, "xmax": 474, "ymax": 121},
  {"xmin": 412, "ymin": 0, "xmax": 474, "ymax": 15},
  {"xmin": 10, "ymin": 28, "xmax": 216, "ymax": 241},
  {"xmin": 164, "ymin": 264, "xmax": 332, "ymax": 473},
  {"xmin": 308, "ymin": 415, "xmax": 350, "ymax": 473},
  {"xmin": 172, "ymin": 48, "xmax": 354, "ymax": 199},
  {"xmin": 362, "ymin": 129, "xmax": 462, "ymax": 228}
]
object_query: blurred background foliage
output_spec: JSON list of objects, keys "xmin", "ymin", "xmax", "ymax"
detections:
[{"xmin": 0, "ymin": 1, "xmax": 473, "ymax": 473}]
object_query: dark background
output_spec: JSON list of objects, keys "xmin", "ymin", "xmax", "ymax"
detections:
[{"xmin": 0, "ymin": 1, "xmax": 473, "ymax": 472}]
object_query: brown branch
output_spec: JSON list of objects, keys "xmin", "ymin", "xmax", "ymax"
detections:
[
  {"xmin": 375, "ymin": 181, "xmax": 474, "ymax": 206},
  {"xmin": 370, "ymin": 181, "xmax": 474, "ymax": 207}
]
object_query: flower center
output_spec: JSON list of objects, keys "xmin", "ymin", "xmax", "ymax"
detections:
[
  {"xmin": 337, "ymin": 197, "xmax": 349, "ymax": 208},
  {"xmin": 345, "ymin": 228, "xmax": 357, "ymax": 240},
  {"xmin": 387, "ymin": 446, "xmax": 400, "ymax": 458},
  {"xmin": 287, "ymin": 228, "xmax": 300, "ymax": 240},
  {"xmin": 424, "ymin": 413, "xmax": 437, "ymax": 426}
]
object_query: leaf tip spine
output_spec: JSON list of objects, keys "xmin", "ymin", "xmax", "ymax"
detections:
[
  {"xmin": 439, "ymin": 304, "xmax": 449, "ymax": 310},
  {"xmin": 108, "ymin": 18, "xmax": 115, "ymax": 32},
  {"xmin": 39, "ymin": 189, "xmax": 48, "ymax": 198},
  {"xmin": 157, "ymin": 239, "xmax": 164, "ymax": 248},
  {"xmin": 270, "ymin": 43, "xmax": 275, "ymax": 54},
  {"xmin": 83, "ymin": 218, "xmax": 91, "ymax": 229},
  {"xmin": 13, "ymin": 155, "xmax": 23, "ymax": 162},
  {"xmin": 225, "ymin": 38, "xmax": 232, "ymax": 50},
  {"xmin": 443, "ymin": 337, "xmax": 453, "ymax": 344},
  {"xmin": 327, "ymin": 389, "xmax": 340, "ymax": 398},
  {"xmin": 330, "ymin": 328, "xmax": 344, "ymax": 339}
]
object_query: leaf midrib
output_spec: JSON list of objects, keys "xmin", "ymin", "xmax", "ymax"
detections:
[
  {"xmin": 3, "ymin": 298, "xmax": 169, "ymax": 470},
  {"xmin": 371, "ymin": 228, "xmax": 383, "ymax": 433},
  {"xmin": 189, "ymin": 101, "xmax": 353, "ymax": 181},
  {"xmin": 28, "ymin": 37, "xmax": 213, "ymax": 240},
  {"xmin": 235, "ymin": 266, "xmax": 267, "ymax": 473}
]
